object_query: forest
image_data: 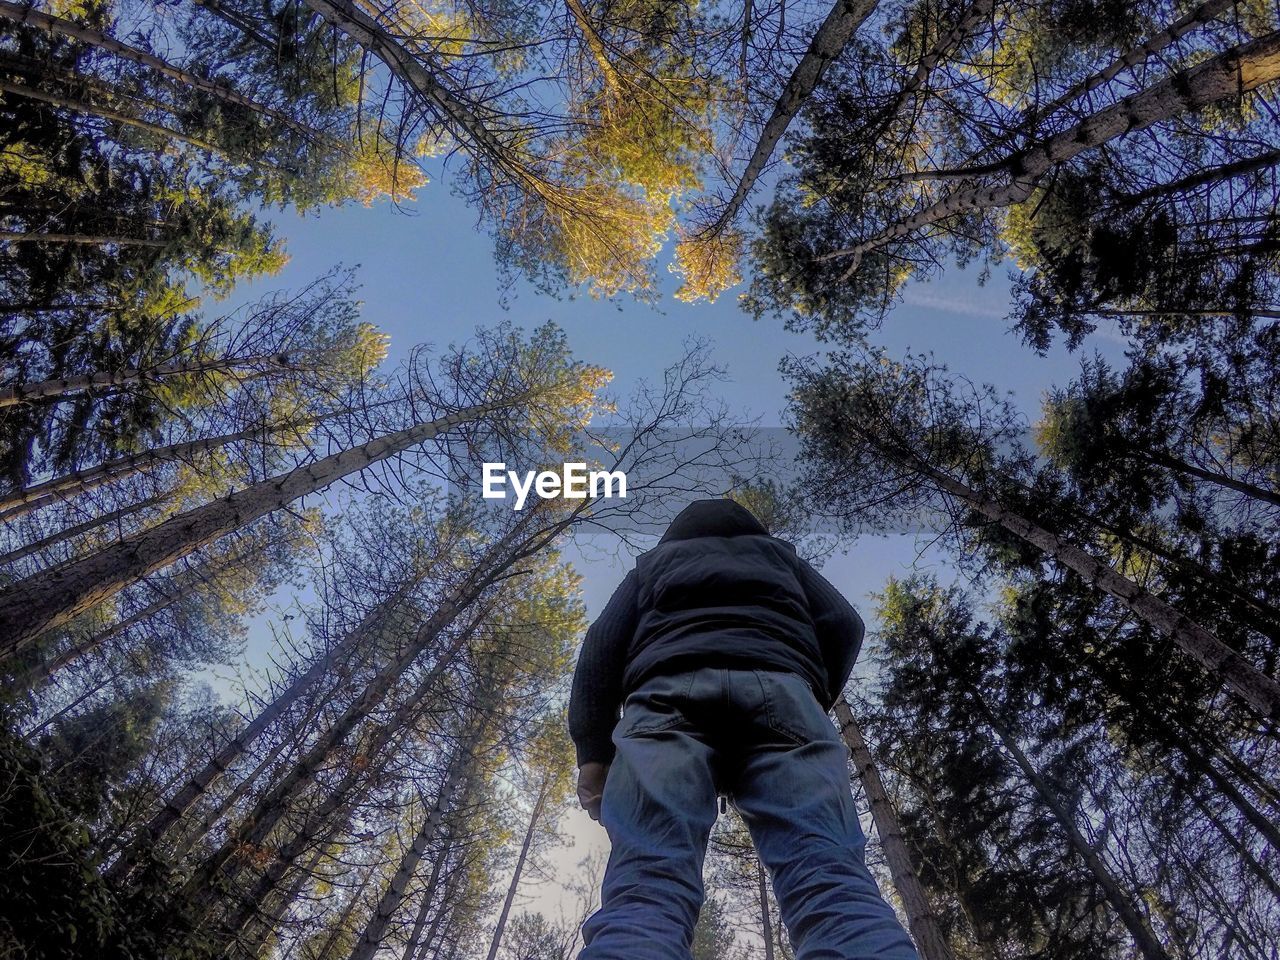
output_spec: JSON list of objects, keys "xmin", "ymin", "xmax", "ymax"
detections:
[{"xmin": 0, "ymin": 0, "xmax": 1277, "ymax": 957}]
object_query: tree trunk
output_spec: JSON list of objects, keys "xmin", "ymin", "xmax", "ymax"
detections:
[
  {"xmin": 0, "ymin": 79, "xmax": 232, "ymax": 158},
  {"xmin": 563, "ymin": 0, "xmax": 622, "ymax": 98},
  {"xmin": 873, "ymin": 433, "xmax": 1280, "ymax": 722},
  {"xmin": 0, "ymin": 352, "xmax": 295, "ymax": 409},
  {"xmin": 415, "ymin": 852, "xmax": 467, "ymax": 960},
  {"xmin": 0, "ymin": 488, "xmax": 169, "ymax": 568},
  {"xmin": 835, "ymin": 701, "xmax": 956, "ymax": 960},
  {"xmin": 1140, "ymin": 449, "xmax": 1280, "ymax": 509},
  {"xmin": 1021, "ymin": 0, "xmax": 1238, "ymax": 129},
  {"xmin": 184, "ymin": 534, "xmax": 526, "ymax": 922},
  {"xmin": 18, "ymin": 524, "xmax": 292, "ymax": 689},
  {"xmin": 19, "ymin": 585, "xmax": 176, "ymax": 688},
  {"xmin": 1159, "ymin": 724, "xmax": 1280, "ymax": 852},
  {"xmin": 350, "ymin": 733, "xmax": 481, "ymax": 960},
  {"xmin": 300, "ymin": 0, "xmax": 540, "ymax": 191},
  {"xmin": 309, "ymin": 850, "xmax": 382, "ymax": 960},
  {"xmin": 0, "ymin": 400, "xmax": 512, "ymax": 657},
  {"xmin": 107, "ymin": 576, "xmax": 426, "ymax": 879},
  {"xmin": 871, "ymin": 0, "xmax": 995, "ymax": 133},
  {"xmin": 976, "ymin": 699, "xmax": 1172, "ymax": 960},
  {"xmin": 223, "ymin": 775, "xmax": 378, "ymax": 958},
  {"xmin": 823, "ymin": 29, "xmax": 1280, "ymax": 274},
  {"xmin": 0, "ymin": 412, "xmax": 326, "ymax": 518},
  {"xmin": 0, "ymin": 229, "xmax": 167, "ymax": 247},
  {"xmin": 235, "ymin": 843, "xmax": 325, "ymax": 959},
  {"xmin": 705, "ymin": 0, "xmax": 879, "ymax": 235},
  {"xmin": 401, "ymin": 837, "xmax": 453, "ymax": 960},
  {"xmin": 190, "ymin": 0, "xmax": 276, "ymax": 49},
  {"xmin": 1088, "ymin": 306, "xmax": 1280, "ymax": 319},
  {"xmin": 1111, "ymin": 150, "xmax": 1280, "ymax": 209},
  {"xmin": 907, "ymin": 772, "xmax": 1004, "ymax": 960},
  {"xmin": 214, "ymin": 657, "xmax": 504, "ymax": 950},
  {"xmin": 205, "ymin": 624, "xmax": 472, "ymax": 936},
  {"xmin": 484, "ymin": 778, "xmax": 549, "ymax": 960},
  {"xmin": 758, "ymin": 857, "xmax": 776, "ymax": 960},
  {"xmin": 0, "ymin": 0, "xmax": 337, "ymax": 146},
  {"xmin": 171, "ymin": 721, "xmax": 294, "ymax": 859}
]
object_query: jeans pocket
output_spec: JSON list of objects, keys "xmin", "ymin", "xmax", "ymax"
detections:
[
  {"xmin": 753, "ymin": 669, "xmax": 836, "ymax": 746},
  {"xmin": 617, "ymin": 671, "xmax": 694, "ymax": 737}
]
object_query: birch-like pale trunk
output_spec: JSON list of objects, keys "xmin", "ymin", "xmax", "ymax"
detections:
[
  {"xmin": 186, "ymin": 523, "xmax": 533, "ymax": 922},
  {"xmin": 823, "ymin": 30, "xmax": 1280, "ymax": 274},
  {"xmin": 349, "ymin": 734, "xmax": 480, "ymax": 960},
  {"xmin": 400, "ymin": 835, "xmax": 453, "ymax": 960},
  {"xmin": 107, "ymin": 576, "xmax": 428, "ymax": 879},
  {"xmin": 706, "ymin": 0, "xmax": 879, "ymax": 234},
  {"xmin": 835, "ymin": 701, "xmax": 956, "ymax": 960},
  {"xmin": 0, "ymin": 413, "xmax": 327, "ymax": 518},
  {"xmin": 974, "ymin": 698, "xmax": 1172, "ymax": 960},
  {"xmin": 484, "ymin": 777, "xmax": 549, "ymax": 960},
  {"xmin": 0, "ymin": 400, "xmax": 512, "ymax": 657}
]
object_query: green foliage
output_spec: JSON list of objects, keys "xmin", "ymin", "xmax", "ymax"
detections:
[
  {"xmin": 748, "ymin": 0, "xmax": 1280, "ymax": 350},
  {"xmin": 0, "ymin": 712, "xmax": 117, "ymax": 957},
  {"xmin": 691, "ymin": 895, "xmax": 740, "ymax": 960}
]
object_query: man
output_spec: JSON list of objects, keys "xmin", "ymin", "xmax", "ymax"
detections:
[{"xmin": 567, "ymin": 498, "xmax": 920, "ymax": 959}]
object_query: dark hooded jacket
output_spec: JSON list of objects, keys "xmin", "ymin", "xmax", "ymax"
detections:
[{"xmin": 567, "ymin": 499, "xmax": 864, "ymax": 766}]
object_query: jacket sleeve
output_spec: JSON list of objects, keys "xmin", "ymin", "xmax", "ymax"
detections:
[
  {"xmin": 568, "ymin": 569, "xmax": 639, "ymax": 767},
  {"xmin": 796, "ymin": 560, "xmax": 865, "ymax": 709}
]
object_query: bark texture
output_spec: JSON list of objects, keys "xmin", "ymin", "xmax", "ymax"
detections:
[
  {"xmin": 836, "ymin": 700, "xmax": 956, "ymax": 960},
  {"xmin": 0, "ymin": 402, "xmax": 505, "ymax": 656},
  {"xmin": 706, "ymin": 0, "xmax": 880, "ymax": 234},
  {"xmin": 825, "ymin": 30, "xmax": 1280, "ymax": 274}
]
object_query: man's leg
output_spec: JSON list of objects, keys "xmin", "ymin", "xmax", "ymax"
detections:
[
  {"xmin": 729, "ymin": 670, "xmax": 919, "ymax": 960},
  {"xmin": 581, "ymin": 670, "xmax": 720, "ymax": 960}
]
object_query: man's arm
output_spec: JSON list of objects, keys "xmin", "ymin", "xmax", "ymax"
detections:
[
  {"xmin": 796, "ymin": 560, "xmax": 865, "ymax": 709},
  {"xmin": 568, "ymin": 569, "xmax": 639, "ymax": 767}
]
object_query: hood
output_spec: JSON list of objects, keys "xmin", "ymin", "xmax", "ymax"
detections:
[{"xmin": 658, "ymin": 498, "xmax": 768, "ymax": 543}]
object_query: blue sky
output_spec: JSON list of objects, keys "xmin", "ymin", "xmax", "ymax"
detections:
[
  {"xmin": 222, "ymin": 174, "xmax": 1129, "ymax": 921},
  {"xmin": 241, "ymin": 178, "xmax": 1125, "ymax": 619}
]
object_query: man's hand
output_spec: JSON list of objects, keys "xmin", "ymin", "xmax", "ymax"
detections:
[{"xmin": 576, "ymin": 762, "xmax": 610, "ymax": 822}]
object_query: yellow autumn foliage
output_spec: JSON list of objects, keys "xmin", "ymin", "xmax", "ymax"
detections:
[
  {"xmin": 347, "ymin": 142, "xmax": 429, "ymax": 207},
  {"xmin": 671, "ymin": 228, "xmax": 743, "ymax": 303}
]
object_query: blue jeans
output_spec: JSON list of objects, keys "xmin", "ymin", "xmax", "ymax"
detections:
[{"xmin": 580, "ymin": 667, "xmax": 919, "ymax": 960}]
